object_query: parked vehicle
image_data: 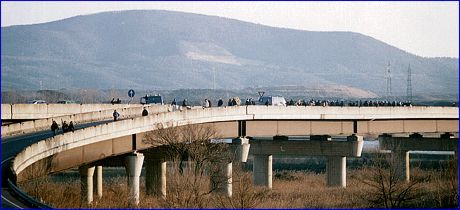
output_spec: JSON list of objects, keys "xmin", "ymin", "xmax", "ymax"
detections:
[
  {"xmin": 28, "ymin": 100, "xmax": 47, "ymax": 104},
  {"xmin": 258, "ymin": 96, "xmax": 286, "ymax": 106},
  {"xmin": 57, "ymin": 100, "xmax": 78, "ymax": 104},
  {"xmin": 140, "ymin": 95, "xmax": 164, "ymax": 105}
]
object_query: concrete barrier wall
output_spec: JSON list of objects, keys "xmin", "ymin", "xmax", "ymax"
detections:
[
  {"xmin": 1, "ymin": 103, "xmax": 145, "ymax": 120},
  {"xmin": 246, "ymin": 106, "xmax": 458, "ymax": 120},
  {"xmin": 2, "ymin": 105, "xmax": 171, "ymax": 137},
  {"xmin": 11, "ymin": 105, "xmax": 459, "ymax": 177},
  {"xmin": 12, "ymin": 106, "xmax": 250, "ymax": 175},
  {"xmin": 1, "ymin": 103, "xmax": 12, "ymax": 119}
]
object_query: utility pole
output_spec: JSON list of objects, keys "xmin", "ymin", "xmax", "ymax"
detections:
[
  {"xmin": 212, "ymin": 67, "xmax": 216, "ymax": 90},
  {"xmin": 386, "ymin": 62, "xmax": 392, "ymax": 100},
  {"xmin": 406, "ymin": 64, "xmax": 412, "ymax": 102}
]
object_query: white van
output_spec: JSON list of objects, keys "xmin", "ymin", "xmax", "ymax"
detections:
[
  {"xmin": 258, "ymin": 96, "xmax": 286, "ymax": 106},
  {"xmin": 28, "ymin": 100, "xmax": 47, "ymax": 104}
]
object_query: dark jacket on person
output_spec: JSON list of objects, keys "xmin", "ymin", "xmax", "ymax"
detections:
[{"xmin": 142, "ymin": 109, "xmax": 149, "ymax": 116}]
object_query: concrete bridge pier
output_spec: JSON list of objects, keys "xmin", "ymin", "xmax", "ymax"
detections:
[
  {"xmin": 379, "ymin": 133, "xmax": 458, "ymax": 182},
  {"xmin": 95, "ymin": 166, "xmax": 103, "ymax": 199},
  {"xmin": 145, "ymin": 158, "xmax": 167, "ymax": 199},
  {"xmin": 326, "ymin": 156, "xmax": 346, "ymax": 187},
  {"xmin": 392, "ymin": 150, "xmax": 410, "ymax": 182},
  {"xmin": 79, "ymin": 165, "xmax": 95, "ymax": 206},
  {"xmin": 253, "ymin": 155, "xmax": 272, "ymax": 189},
  {"xmin": 231, "ymin": 137, "xmax": 250, "ymax": 162},
  {"xmin": 210, "ymin": 161, "xmax": 233, "ymax": 197},
  {"xmin": 124, "ymin": 152, "xmax": 144, "ymax": 206}
]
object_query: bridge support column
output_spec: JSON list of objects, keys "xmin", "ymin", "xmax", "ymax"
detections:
[
  {"xmin": 94, "ymin": 166, "xmax": 103, "ymax": 199},
  {"xmin": 79, "ymin": 165, "xmax": 95, "ymax": 206},
  {"xmin": 210, "ymin": 161, "xmax": 233, "ymax": 197},
  {"xmin": 232, "ymin": 137, "xmax": 250, "ymax": 162},
  {"xmin": 124, "ymin": 152, "xmax": 144, "ymax": 206},
  {"xmin": 392, "ymin": 150, "xmax": 409, "ymax": 182},
  {"xmin": 146, "ymin": 158, "xmax": 166, "ymax": 199},
  {"xmin": 326, "ymin": 156, "xmax": 346, "ymax": 187},
  {"xmin": 253, "ymin": 155, "xmax": 272, "ymax": 188}
]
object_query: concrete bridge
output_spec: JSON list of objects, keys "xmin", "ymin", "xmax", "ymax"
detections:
[{"xmin": 8, "ymin": 105, "xmax": 459, "ymax": 206}]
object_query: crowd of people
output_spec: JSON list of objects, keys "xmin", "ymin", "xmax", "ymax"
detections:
[
  {"xmin": 50, "ymin": 119, "xmax": 74, "ymax": 135},
  {"xmin": 176, "ymin": 98, "xmax": 414, "ymax": 108},
  {"xmin": 285, "ymin": 99, "xmax": 413, "ymax": 107},
  {"xmin": 110, "ymin": 98, "xmax": 122, "ymax": 104}
]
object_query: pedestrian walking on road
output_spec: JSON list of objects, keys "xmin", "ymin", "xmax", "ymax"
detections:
[
  {"xmin": 51, "ymin": 120, "xmax": 59, "ymax": 135},
  {"xmin": 203, "ymin": 99, "xmax": 210, "ymax": 108},
  {"xmin": 68, "ymin": 121, "xmax": 75, "ymax": 132},
  {"xmin": 113, "ymin": 110, "xmax": 120, "ymax": 121},
  {"xmin": 62, "ymin": 121, "xmax": 69, "ymax": 133},
  {"xmin": 142, "ymin": 107, "xmax": 149, "ymax": 116}
]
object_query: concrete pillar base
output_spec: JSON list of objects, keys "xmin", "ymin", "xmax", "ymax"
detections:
[
  {"xmin": 125, "ymin": 152, "xmax": 145, "ymax": 206},
  {"xmin": 253, "ymin": 155, "xmax": 272, "ymax": 189},
  {"xmin": 392, "ymin": 150, "xmax": 410, "ymax": 182},
  {"xmin": 232, "ymin": 137, "xmax": 250, "ymax": 163},
  {"xmin": 326, "ymin": 156, "xmax": 346, "ymax": 187},
  {"xmin": 79, "ymin": 165, "xmax": 95, "ymax": 206},
  {"xmin": 210, "ymin": 161, "xmax": 233, "ymax": 197},
  {"xmin": 146, "ymin": 158, "xmax": 167, "ymax": 199},
  {"xmin": 95, "ymin": 166, "xmax": 102, "ymax": 199}
]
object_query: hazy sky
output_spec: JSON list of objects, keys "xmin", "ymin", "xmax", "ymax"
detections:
[{"xmin": 1, "ymin": 1, "xmax": 458, "ymax": 58}]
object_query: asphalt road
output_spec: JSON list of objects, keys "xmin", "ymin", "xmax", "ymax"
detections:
[{"xmin": 1, "ymin": 119, "xmax": 115, "ymax": 208}]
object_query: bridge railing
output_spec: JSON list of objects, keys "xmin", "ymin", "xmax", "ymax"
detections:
[
  {"xmin": 7, "ymin": 179, "xmax": 52, "ymax": 208},
  {"xmin": 1, "ymin": 103, "xmax": 148, "ymax": 120},
  {"xmin": 1, "ymin": 105, "xmax": 172, "ymax": 137},
  {"xmin": 246, "ymin": 106, "xmax": 459, "ymax": 120}
]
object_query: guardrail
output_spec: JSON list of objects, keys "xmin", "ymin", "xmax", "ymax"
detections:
[
  {"xmin": 8, "ymin": 179, "xmax": 52, "ymax": 208},
  {"xmin": 1, "ymin": 103, "xmax": 145, "ymax": 120},
  {"xmin": 2, "ymin": 105, "xmax": 172, "ymax": 137}
]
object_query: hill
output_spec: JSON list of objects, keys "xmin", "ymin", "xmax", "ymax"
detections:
[{"xmin": 1, "ymin": 10, "xmax": 458, "ymax": 99}]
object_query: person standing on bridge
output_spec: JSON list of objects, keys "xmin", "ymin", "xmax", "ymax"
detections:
[
  {"xmin": 51, "ymin": 120, "xmax": 59, "ymax": 135},
  {"xmin": 62, "ymin": 121, "xmax": 69, "ymax": 133},
  {"xmin": 113, "ymin": 110, "xmax": 120, "ymax": 121},
  {"xmin": 142, "ymin": 107, "xmax": 149, "ymax": 116},
  {"xmin": 217, "ymin": 98, "xmax": 223, "ymax": 107},
  {"xmin": 68, "ymin": 121, "xmax": 75, "ymax": 132}
]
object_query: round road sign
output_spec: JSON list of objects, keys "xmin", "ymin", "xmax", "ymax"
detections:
[{"xmin": 128, "ymin": 89, "xmax": 135, "ymax": 98}]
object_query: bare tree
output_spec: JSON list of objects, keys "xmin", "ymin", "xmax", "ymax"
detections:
[
  {"xmin": 216, "ymin": 162, "xmax": 268, "ymax": 208},
  {"xmin": 432, "ymin": 156, "xmax": 458, "ymax": 207},
  {"xmin": 360, "ymin": 151, "xmax": 428, "ymax": 208},
  {"xmin": 142, "ymin": 123, "xmax": 232, "ymax": 208}
]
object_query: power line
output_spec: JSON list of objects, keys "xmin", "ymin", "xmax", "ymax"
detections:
[
  {"xmin": 386, "ymin": 62, "xmax": 392, "ymax": 100},
  {"xmin": 406, "ymin": 64, "xmax": 412, "ymax": 102}
]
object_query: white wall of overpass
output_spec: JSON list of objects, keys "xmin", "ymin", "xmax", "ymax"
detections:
[
  {"xmin": 2, "ymin": 105, "xmax": 172, "ymax": 136},
  {"xmin": 1, "ymin": 104, "xmax": 145, "ymax": 120},
  {"xmin": 12, "ymin": 106, "xmax": 459, "ymax": 178}
]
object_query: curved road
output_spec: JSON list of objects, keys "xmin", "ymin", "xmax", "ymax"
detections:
[{"xmin": 1, "ymin": 119, "xmax": 115, "ymax": 208}]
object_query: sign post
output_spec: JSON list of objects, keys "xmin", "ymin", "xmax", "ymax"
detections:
[{"xmin": 128, "ymin": 89, "xmax": 135, "ymax": 104}]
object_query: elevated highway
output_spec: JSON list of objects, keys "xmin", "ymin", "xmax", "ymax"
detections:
[{"xmin": 3, "ymin": 105, "xmax": 458, "ymax": 207}]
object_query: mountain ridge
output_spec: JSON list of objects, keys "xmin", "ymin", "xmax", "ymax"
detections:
[{"xmin": 2, "ymin": 10, "xmax": 458, "ymax": 99}]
